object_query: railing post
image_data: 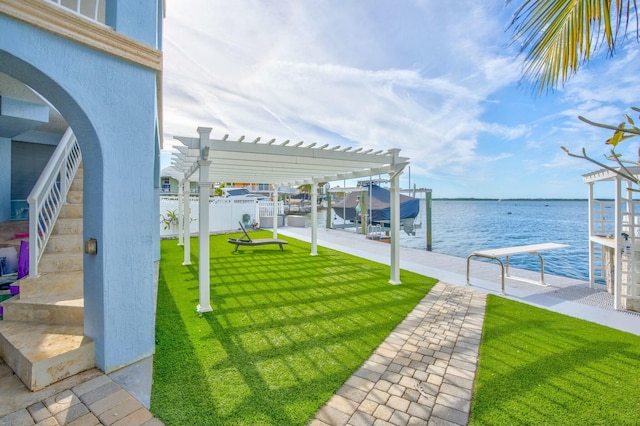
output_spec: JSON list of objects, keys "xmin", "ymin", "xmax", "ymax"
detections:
[
  {"xmin": 28, "ymin": 198, "xmax": 39, "ymax": 278},
  {"xmin": 61, "ymin": 144, "xmax": 69, "ymax": 196}
]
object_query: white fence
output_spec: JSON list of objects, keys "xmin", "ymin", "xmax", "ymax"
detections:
[{"xmin": 160, "ymin": 197, "xmax": 285, "ymax": 237}]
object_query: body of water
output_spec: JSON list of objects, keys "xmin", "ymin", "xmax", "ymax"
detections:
[{"xmin": 323, "ymin": 199, "xmax": 590, "ymax": 281}]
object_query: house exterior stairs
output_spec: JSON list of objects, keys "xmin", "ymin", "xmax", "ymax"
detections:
[{"xmin": 0, "ymin": 166, "xmax": 95, "ymax": 391}]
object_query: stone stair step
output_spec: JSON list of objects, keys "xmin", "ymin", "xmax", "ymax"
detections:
[
  {"xmin": 70, "ymin": 177, "xmax": 83, "ymax": 191},
  {"xmin": 0, "ymin": 321, "xmax": 95, "ymax": 391},
  {"xmin": 66, "ymin": 190, "xmax": 83, "ymax": 204},
  {"xmin": 51, "ymin": 218, "xmax": 82, "ymax": 235},
  {"xmin": 58, "ymin": 202, "xmax": 83, "ymax": 219},
  {"xmin": 15, "ymin": 271, "xmax": 83, "ymax": 299},
  {"xmin": 1, "ymin": 294, "xmax": 84, "ymax": 325},
  {"xmin": 44, "ymin": 233, "xmax": 83, "ymax": 254},
  {"xmin": 0, "ymin": 163, "xmax": 89, "ymax": 392},
  {"xmin": 38, "ymin": 253, "xmax": 83, "ymax": 274}
]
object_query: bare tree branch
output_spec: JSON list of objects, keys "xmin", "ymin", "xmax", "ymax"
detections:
[
  {"xmin": 562, "ymin": 146, "xmax": 640, "ymax": 184},
  {"xmin": 578, "ymin": 116, "xmax": 640, "ymax": 136}
]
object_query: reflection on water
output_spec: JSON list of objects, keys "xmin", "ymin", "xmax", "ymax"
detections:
[{"xmin": 311, "ymin": 199, "xmax": 589, "ymax": 280}]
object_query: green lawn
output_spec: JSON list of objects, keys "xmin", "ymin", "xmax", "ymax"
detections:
[
  {"xmin": 151, "ymin": 230, "xmax": 640, "ymax": 425},
  {"xmin": 470, "ymin": 295, "xmax": 640, "ymax": 425},
  {"xmin": 151, "ymin": 231, "xmax": 436, "ymax": 426}
]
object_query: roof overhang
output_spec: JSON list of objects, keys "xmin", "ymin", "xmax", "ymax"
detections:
[
  {"xmin": 171, "ymin": 127, "xmax": 410, "ymax": 187},
  {"xmin": 582, "ymin": 166, "xmax": 640, "ymax": 183}
]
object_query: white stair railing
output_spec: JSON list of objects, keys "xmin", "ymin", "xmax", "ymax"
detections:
[{"xmin": 27, "ymin": 128, "xmax": 82, "ymax": 277}]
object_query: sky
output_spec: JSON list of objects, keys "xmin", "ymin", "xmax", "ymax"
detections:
[{"xmin": 161, "ymin": 0, "xmax": 640, "ymax": 199}]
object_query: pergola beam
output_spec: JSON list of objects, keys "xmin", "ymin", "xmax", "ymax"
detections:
[{"xmin": 171, "ymin": 129, "xmax": 410, "ymax": 314}]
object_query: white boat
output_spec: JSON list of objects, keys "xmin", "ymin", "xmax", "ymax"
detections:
[{"xmin": 219, "ymin": 188, "xmax": 268, "ymax": 200}]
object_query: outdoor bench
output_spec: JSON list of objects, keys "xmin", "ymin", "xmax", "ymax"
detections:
[{"xmin": 466, "ymin": 243, "xmax": 569, "ymax": 294}]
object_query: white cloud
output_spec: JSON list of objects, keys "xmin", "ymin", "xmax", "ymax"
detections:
[
  {"xmin": 480, "ymin": 122, "xmax": 530, "ymax": 140},
  {"xmin": 164, "ymin": 2, "xmax": 517, "ymax": 162}
]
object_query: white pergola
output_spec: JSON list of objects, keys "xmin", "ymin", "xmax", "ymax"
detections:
[{"xmin": 171, "ymin": 127, "xmax": 410, "ymax": 313}]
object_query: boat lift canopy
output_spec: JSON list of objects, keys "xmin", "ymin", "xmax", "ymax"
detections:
[{"xmin": 170, "ymin": 127, "xmax": 410, "ymax": 313}]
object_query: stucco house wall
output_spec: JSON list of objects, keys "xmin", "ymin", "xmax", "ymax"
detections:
[{"xmin": 0, "ymin": 0, "xmax": 163, "ymax": 373}]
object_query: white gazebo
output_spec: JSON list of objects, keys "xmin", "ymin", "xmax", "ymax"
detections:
[
  {"xmin": 170, "ymin": 127, "xmax": 411, "ymax": 313},
  {"xmin": 583, "ymin": 166, "xmax": 640, "ymax": 312}
]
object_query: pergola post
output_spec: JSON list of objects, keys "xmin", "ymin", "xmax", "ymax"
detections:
[
  {"xmin": 325, "ymin": 183, "xmax": 332, "ymax": 229},
  {"xmin": 197, "ymin": 127, "xmax": 213, "ymax": 313},
  {"xmin": 272, "ymin": 186, "xmax": 279, "ymax": 238},
  {"xmin": 311, "ymin": 183, "xmax": 318, "ymax": 256},
  {"xmin": 587, "ymin": 181, "xmax": 594, "ymax": 289},
  {"xmin": 389, "ymin": 149, "xmax": 402, "ymax": 285},
  {"xmin": 177, "ymin": 180, "xmax": 184, "ymax": 246},
  {"xmin": 182, "ymin": 177, "xmax": 191, "ymax": 265}
]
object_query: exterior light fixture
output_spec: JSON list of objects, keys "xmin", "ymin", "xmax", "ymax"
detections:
[{"xmin": 84, "ymin": 238, "xmax": 98, "ymax": 255}]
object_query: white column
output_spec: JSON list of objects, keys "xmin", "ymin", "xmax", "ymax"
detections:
[
  {"xmin": 614, "ymin": 176, "xmax": 622, "ymax": 310},
  {"xmin": 389, "ymin": 150, "xmax": 402, "ymax": 284},
  {"xmin": 177, "ymin": 180, "xmax": 184, "ymax": 246},
  {"xmin": 311, "ymin": 183, "xmax": 318, "ymax": 256},
  {"xmin": 197, "ymin": 127, "xmax": 213, "ymax": 313},
  {"xmin": 587, "ymin": 182, "xmax": 594, "ymax": 289},
  {"xmin": 272, "ymin": 187, "xmax": 279, "ymax": 238},
  {"xmin": 183, "ymin": 178, "xmax": 191, "ymax": 265}
]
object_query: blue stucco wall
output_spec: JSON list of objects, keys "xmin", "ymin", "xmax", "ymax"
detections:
[
  {"xmin": 0, "ymin": 137, "xmax": 10, "ymax": 222},
  {"xmin": 0, "ymin": 2, "xmax": 161, "ymax": 372},
  {"xmin": 106, "ymin": 0, "xmax": 162, "ymax": 48}
]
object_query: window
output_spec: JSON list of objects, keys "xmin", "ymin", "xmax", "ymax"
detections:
[{"xmin": 162, "ymin": 177, "xmax": 171, "ymax": 193}]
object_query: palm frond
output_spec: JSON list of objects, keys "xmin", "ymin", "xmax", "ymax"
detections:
[{"xmin": 509, "ymin": 0, "xmax": 639, "ymax": 92}]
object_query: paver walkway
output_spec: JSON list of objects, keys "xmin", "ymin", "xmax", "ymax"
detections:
[
  {"xmin": 0, "ymin": 366, "xmax": 163, "ymax": 426},
  {"xmin": 310, "ymin": 282, "xmax": 487, "ymax": 426}
]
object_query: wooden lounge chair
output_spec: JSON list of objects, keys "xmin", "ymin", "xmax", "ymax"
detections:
[{"xmin": 227, "ymin": 221, "xmax": 288, "ymax": 252}]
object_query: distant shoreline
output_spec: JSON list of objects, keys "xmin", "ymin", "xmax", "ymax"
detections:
[{"xmin": 432, "ymin": 198, "xmax": 595, "ymax": 201}]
